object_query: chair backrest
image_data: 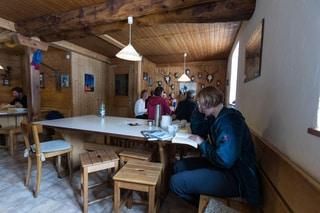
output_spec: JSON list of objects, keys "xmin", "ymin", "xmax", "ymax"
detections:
[
  {"xmin": 20, "ymin": 120, "xmax": 31, "ymax": 150},
  {"xmin": 31, "ymin": 124, "xmax": 43, "ymax": 155}
]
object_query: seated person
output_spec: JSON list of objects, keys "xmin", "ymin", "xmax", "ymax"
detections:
[
  {"xmin": 170, "ymin": 86, "xmax": 261, "ymax": 207},
  {"xmin": 10, "ymin": 87, "xmax": 27, "ymax": 108},
  {"xmin": 190, "ymin": 107, "xmax": 215, "ymax": 139},
  {"xmin": 169, "ymin": 92, "xmax": 177, "ymax": 111},
  {"xmin": 174, "ymin": 90, "xmax": 197, "ymax": 122},
  {"xmin": 147, "ymin": 86, "xmax": 171, "ymax": 120},
  {"xmin": 134, "ymin": 90, "xmax": 148, "ymax": 119}
]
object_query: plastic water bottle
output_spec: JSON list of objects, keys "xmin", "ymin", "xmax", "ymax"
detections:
[{"xmin": 99, "ymin": 103, "xmax": 106, "ymax": 117}]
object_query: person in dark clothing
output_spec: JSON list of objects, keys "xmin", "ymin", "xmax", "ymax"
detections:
[
  {"xmin": 170, "ymin": 86, "xmax": 262, "ymax": 207},
  {"xmin": 147, "ymin": 87, "xmax": 171, "ymax": 120},
  {"xmin": 10, "ymin": 87, "xmax": 27, "ymax": 108},
  {"xmin": 175, "ymin": 90, "xmax": 197, "ymax": 122},
  {"xmin": 190, "ymin": 108, "xmax": 215, "ymax": 139}
]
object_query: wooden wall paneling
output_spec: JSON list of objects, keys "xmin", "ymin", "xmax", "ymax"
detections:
[
  {"xmin": 149, "ymin": 60, "xmax": 227, "ymax": 101},
  {"xmin": 251, "ymin": 131, "xmax": 320, "ymax": 213},
  {"xmin": 40, "ymin": 47, "xmax": 72, "ymax": 117},
  {"xmin": 71, "ymin": 52, "xmax": 108, "ymax": 116},
  {"xmin": 0, "ymin": 51, "xmax": 24, "ymax": 104}
]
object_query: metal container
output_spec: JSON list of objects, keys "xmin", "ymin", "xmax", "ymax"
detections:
[{"xmin": 154, "ymin": 104, "xmax": 161, "ymax": 127}]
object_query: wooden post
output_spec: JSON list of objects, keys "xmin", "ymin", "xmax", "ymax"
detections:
[{"xmin": 25, "ymin": 47, "xmax": 40, "ymax": 121}]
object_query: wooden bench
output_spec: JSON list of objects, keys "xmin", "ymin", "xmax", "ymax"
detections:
[{"xmin": 199, "ymin": 130, "xmax": 320, "ymax": 212}]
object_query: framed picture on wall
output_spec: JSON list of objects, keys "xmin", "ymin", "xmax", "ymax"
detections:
[
  {"xmin": 244, "ymin": 19, "xmax": 265, "ymax": 82},
  {"xmin": 39, "ymin": 73, "xmax": 44, "ymax": 88},
  {"xmin": 84, "ymin": 73, "xmax": 94, "ymax": 92},
  {"xmin": 60, "ymin": 74, "xmax": 70, "ymax": 88}
]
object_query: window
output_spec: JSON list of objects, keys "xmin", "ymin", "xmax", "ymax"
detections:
[{"xmin": 229, "ymin": 42, "xmax": 240, "ymax": 105}]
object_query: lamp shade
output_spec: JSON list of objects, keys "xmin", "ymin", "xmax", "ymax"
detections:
[
  {"xmin": 0, "ymin": 65, "xmax": 3, "ymax": 70},
  {"xmin": 116, "ymin": 43, "xmax": 142, "ymax": 61},
  {"xmin": 178, "ymin": 73, "xmax": 191, "ymax": 82}
]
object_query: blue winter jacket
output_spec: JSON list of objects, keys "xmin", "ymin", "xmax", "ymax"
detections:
[{"xmin": 199, "ymin": 107, "xmax": 262, "ymax": 206}]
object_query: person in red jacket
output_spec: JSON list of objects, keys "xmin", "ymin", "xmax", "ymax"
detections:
[{"xmin": 147, "ymin": 86, "xmax": 172, "ymax": 120}]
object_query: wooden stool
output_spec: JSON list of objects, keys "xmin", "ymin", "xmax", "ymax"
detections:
[
  {"xmin": 80, "ymin": 150, "xmax": 119, "ymax": 213},
  {"xmin": 113, "ymin": 160, "xmax": 162, "ymax": 213},
  {"xmin": 0, "ymin": 126, "xmax": 21, "ymax": 156},
  {"xmin": 119, "ymin": 149, "xmax": 153, "ymax": 166}
]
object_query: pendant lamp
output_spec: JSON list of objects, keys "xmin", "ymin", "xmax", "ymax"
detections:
[
  {"xmin": 178, "ymin": 53, "xmax": 191, "ymax": 82},
  {"xmin": 116, "ymin": 16, "xmax": 142, "ymax": 61}
]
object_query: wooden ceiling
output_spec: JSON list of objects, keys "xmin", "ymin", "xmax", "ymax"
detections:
[
  {"xmin": 0, "ymin": 0, "xmax": 255, "ymax": 63},
  {"xmin": 0, "ymin": 0, "xmax": 106, "ymax": 22}
]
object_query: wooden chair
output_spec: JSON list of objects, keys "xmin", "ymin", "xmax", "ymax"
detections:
[
  {"xmin": 113, "ymin": 160, "xmax": 162, "ymax": 213},
  {"xmin": 0, "ymin": 126, "xmax": 21, "ymax": 156},
  {"xmin": 21, "ymin": 122, "xmax": 73, "ymax": 197},
  {"xmin": 80, "ymin": 150, "xmax": 119, "ymax": 213}
]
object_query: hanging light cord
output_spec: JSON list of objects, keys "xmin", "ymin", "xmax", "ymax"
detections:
[
  {"xmin": 129, "ymin": 23, "xmax": 132, "ymax": 44},
  {"xmin": 184, "ymin": 53, "xmax": 187, "ymax": 73}
]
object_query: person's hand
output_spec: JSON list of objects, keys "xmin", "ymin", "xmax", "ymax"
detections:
[{"xmin": 188, "ymin": 135, "xmax": 205, "ymax": 145}]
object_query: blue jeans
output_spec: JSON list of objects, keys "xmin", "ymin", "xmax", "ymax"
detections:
[{"xmin": 170, "ymin": 157, "xmax": 240, "ymax": 204}]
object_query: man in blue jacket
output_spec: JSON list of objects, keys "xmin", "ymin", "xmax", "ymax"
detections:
[{"xmin": 170, "ymin": 86, "xmax": 261, "ymax": 207}]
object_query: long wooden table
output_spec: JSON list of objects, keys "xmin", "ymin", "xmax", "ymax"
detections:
[{"xmin": 35, "ymin": 115, "xmax": 171, "ymax": 169}]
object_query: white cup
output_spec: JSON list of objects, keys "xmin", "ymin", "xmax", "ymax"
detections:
[
  {"xmin": 168, "ymin": 124, "xmax": 179, "ymax": 136},
  {"xmin": 161, "ymin": 115, "xmax": 172, "ymax": 130}
]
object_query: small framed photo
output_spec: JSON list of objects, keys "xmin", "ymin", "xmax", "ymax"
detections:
[
  {"xmin": 2, "ymin": 78, "xmax": 10, "ymax": 86},
  {"xmin": 143, "ymin": 72, "xmax": 148, "ymax": 81},
  {"xmin": 60, "ymin": 74, "xmax": 70, "ymax": 88},
  {"xmin": 39, "ymin": 73, "xmax": 44, "ymax": 88}
]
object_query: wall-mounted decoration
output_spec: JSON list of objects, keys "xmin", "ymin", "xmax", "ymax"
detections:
[
  {"xmin": 174, "ymin": 72, "xmax": 179, "ymax": 79},
  {"xmin": 84, "ymin": 73, "xmax": 94, "ymax": 92},
  {"xmin": 164, "ymin": 75, "xmax": 171, "ymax": 85},
  {"xmin": 206, "ymin": 74, "xmax": 213, "ymax": 83},
  {"xmin": 198, "ymin": 72, "xmax": 202, "ymax": 79},
  {"xmin": 185, "ymin": 69, "xmax": 190, "ymax": 76},
  {"xmin": 60, "ymin": 74, "xmax": 70, "ymax": 88},
  {"xmin": 157, "ymin": 81, "xmax": 162, "ymax": 86},
  {"xmin": 0, "ymin": 66, "xmax": 11, "ymax": 86},
  {"xmin": 170, "ymin": 84, "xmax": 175, "ymax": 90},
  {"xmin": 179, "ymin": 82, "xmax": 197, "ymax": 95},
  {"xmin": 115, "ymin": 74, "xmax": 129, "ymax": 96},
  {"xmin": 244, "ymin": 19, "xmax": 264, "ymax": 82},
  {"xmin": 200, "ymin": 84, "xmax": 205, "ymax": 89},
  {"xmin": 143, "ymin": 72, "xmax": 148, "ymax": 81},
  {"xmin": 39, "ymin": 73, "xmax": 44, "ymax": 88},
  {"xmin": 191, "ymin": 75, "xmax": 195, "ymax": 81},
  {"xmin": 147, "ymin": 76, "xmax": 153, "ymax": 87},
  {"xmin": 216, "ymin": 80, "xmax": 221, "ymax": 87}
]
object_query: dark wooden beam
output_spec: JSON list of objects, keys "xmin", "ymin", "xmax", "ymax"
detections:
[
  {"xmin": 16, "ymin": 0, "xmax": 255, "ymax": 42},
  {"xmin": 16, "ymin": 0, "xmax": 221, "ymax": 36}
]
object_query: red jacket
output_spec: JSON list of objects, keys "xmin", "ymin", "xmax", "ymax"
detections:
[{"xmin": 147, "ymin": 96, "xmax": 172, "ymax": 120}]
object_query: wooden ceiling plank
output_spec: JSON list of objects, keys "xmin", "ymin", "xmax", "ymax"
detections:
[
  {"xmin": 16, "ymin": 0, "xmax": 255, "ymax": 42},
  {"xmin": 0, "ymin": 17, "xmax": 16, "ymax": 32},
  {"xmin": 98, "ymin": 34, "xmax": 125, "ymax": 49},
  {"xmin": 51, "ymin": 40, "xmax": 111, "ymax": 64}
]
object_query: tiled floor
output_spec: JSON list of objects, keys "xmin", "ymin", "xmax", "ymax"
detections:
[{"xmin": 0, "ymin": 144, "xmax": 197, "ymax": 213}]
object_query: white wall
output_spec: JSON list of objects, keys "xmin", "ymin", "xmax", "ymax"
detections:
[{"xmin": 227, "ymin": 0, "xmax": 320, "ymax": 180}]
